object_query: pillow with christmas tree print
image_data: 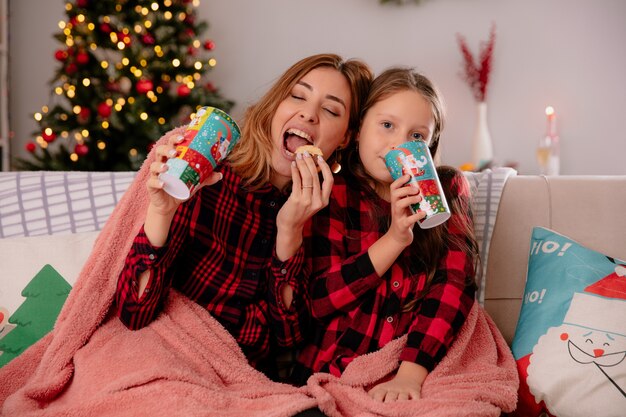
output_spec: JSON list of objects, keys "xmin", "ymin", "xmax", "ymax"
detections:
[
  {"xmin": 510, "ymin": 227, "xmax": 626, "ymax": 417},
  {"xmin": 0, "ymin": 231, "xmax": 98, "ymax": 367},
  {"xmin": 0, "ymin": 265, "xmax": 71, "ymax": 366}
]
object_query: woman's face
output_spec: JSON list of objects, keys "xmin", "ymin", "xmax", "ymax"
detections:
[
  {"xmin": 358, "ymin": 89, "xmax": 434, "ymax": 186},
  {"xmin": 269, "ymin": 67, "xmax": 352, "ymax": 189}
]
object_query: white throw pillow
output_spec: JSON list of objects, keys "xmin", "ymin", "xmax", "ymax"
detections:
[{"xmin": 0, "ymin": 231, "xmax": 98, "ymax": 366}]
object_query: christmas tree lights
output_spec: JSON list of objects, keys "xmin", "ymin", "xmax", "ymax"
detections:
[{"xmin": 19, "ymin": 0, "xmax": 234, "ymax": 171}]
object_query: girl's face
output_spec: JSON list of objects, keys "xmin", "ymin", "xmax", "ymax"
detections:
[
  {"xmin": 357, "ymin": 89, "xmax": 434, "ymax": 185},
  {"xmin": 270, "ymin": 67, "xmax": 352, "ymax": 189}
]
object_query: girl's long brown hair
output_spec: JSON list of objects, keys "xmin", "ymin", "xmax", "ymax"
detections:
[
  {"xmin": 227, "ymin": 53, "xmax": 373, "ymax": 189},
  {"xmin": 343, "ymin": 67, "xmax": 479, "ymax": 305}
]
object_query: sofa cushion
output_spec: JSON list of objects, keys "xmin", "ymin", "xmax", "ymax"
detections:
[
  {"xmin": 0, "ymin": 171, "xmax": 135, "ymax": 239},
  {"xmin": 510, "ymin": 227, "xmax": 626, "ymax": 417},
  {"xmin": 0, "ymin": 231, "xmax": 98, "ymax": 366}
]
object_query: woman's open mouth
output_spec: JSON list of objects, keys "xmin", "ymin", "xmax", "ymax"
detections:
[{"xmin": 283, "ymin": 128, "xmax": 314, "ymax": 157}]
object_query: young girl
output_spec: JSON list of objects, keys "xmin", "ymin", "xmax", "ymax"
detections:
[
  {"xmin": 115, "ymin": 53, "xmax": 373, "ymax": 375},
  {"xmin": 294, "ymin": 67, "xmax": 479, "ymax": 402}
]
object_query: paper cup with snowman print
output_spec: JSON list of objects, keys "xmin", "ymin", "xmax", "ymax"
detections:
[
  {"xmin": 159, "ymin": 106, "xmax": 241, "ymax": 200},
  {"xmin": 384, "ymin": 140, "xmax": 451, "ymax": 229}
]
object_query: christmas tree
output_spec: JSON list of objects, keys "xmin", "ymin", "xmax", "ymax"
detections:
[
  {"xmin": 18, "ymin": 0, "xmax": 234, "ymax": 171},
  {"xmin": 0, "ymin": 265, "xmax": 72, "ymax": 367}
]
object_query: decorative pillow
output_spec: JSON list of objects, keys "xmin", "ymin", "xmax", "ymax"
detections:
[
  {"xmin": 0, "ymin": 231, "xmax": 98, "ymax": 366},
  {"xmin": 462, "ymin": 167, "xmax": 517, "ymax": 304},
  {"xmin": 0, "ymin": 171, "xmax": 135, "ymax": 239},
  {"xmin": 511, "ymin": 227, "xmax": 626, "ymax": 417}
]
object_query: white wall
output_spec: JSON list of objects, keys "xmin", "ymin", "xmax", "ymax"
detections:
[{"xmin": 9, "ymin": 0, "xmax": 626, "ymax": 174}]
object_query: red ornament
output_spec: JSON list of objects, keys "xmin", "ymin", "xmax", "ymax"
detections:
[
  {"xmin": 66, "ymin": 63, "xmax": 78, "ymax": 75},
  {"xmin": 205, "ymin": 82, "xmax": 216, "ymax": 92},
  {"xmin": 76, "ymin": 51, "xmax": 89, "ymax": 65},
  {"xmin": 141, "ymin": 34, "xmax": 155, "ymax": 45},
  {"xmin": 99, "ymin": 23, "xmax": 112, "ymax": 34},
  {"xmin": 54, "ymin": 49, "xmax": 68, "ymax": 61},
  {"xmin": 69, "ymin": 17, "xmax": 79, "ymax": 27},
  {"xmin": 187, "ymin": 45, "xmax": 197, "ymax": 56},
  {"xmin": 97, "ymin": 102, "xmax": 112, "ymax": 118},
  {"xmin": 42, "ymin": 130, "xmax": 56, "ymax": 143},
  {"xmin": 76, "ymin": 0, "xmax": 89, "ymax": 8},
  {"xmin": 119, "ymin": 32, "xmax": 132, "ymax": 45},
  {"xmin": 26, "ymin": 142, "xmax": 37, "ymax": 153},
  {"xmin": 177, "ymin": 84, "xmax": 191, "ymax": 97},
  {"xmin": 105, "ymin": 81, "xmax": 120, "ymax": 92},
  {"xmin": 203, "ymin": 40, "xmax": 215, "ymax": 51},
  {"xmin": 74, "ymin": 143, "xmax": 89, "ymax": 156},
  {"xmin": 136, "ymin": 79, "xmax": 154, "ymax": 94},
  {"xmin": 78, "ymin": 107, "xmax": 91, "ymax": 124}
]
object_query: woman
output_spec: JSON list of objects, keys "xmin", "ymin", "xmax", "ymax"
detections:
[{"xmin": 115, "ymin": 53, "xmax": 373, "ymax": 376}]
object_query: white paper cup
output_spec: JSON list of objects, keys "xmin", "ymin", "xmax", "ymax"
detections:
[
  {"xmin": 384, "ymin": 141, "xmax": 451, "ymax": 229},
  {"xmin": 159, "ymin": 106, "xmax": 241, "ymax": 200}
]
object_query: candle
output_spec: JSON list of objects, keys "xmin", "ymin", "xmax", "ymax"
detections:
[
  {"xmin": 545, "ymin": 106, "xmax": 557, "ymax": 136},
  {"xmin": 537, "ymin": 106, "xmax": 560, "ymax": 175}
]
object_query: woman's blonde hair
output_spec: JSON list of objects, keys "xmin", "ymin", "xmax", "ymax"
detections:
[{"xmin": 227, "ymin": 53, "xmax": 373, "ymax": 189}]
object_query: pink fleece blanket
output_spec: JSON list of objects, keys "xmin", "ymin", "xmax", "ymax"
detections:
[{"xmin": 0, "ymin": 129, "xmax": 518, "ymax": 416}]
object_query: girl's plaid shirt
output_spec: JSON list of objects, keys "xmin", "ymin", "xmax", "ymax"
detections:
[{"xmin": 296, "ymin": 172, "xmax": 476, "ymax": 378}]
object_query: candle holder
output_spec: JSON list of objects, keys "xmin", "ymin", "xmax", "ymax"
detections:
[{"xmin": 536, "ymin": 106, "xmax": 560, "ymax": 175}]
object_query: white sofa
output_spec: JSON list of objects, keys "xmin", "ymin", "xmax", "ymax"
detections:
[
  {"xmin": 3, "ymin": 170, "xmax": 625, "ymax": 340},
  {"xmin": 1, "ymin": 170, "xmax": 625, "ymax": 414}
]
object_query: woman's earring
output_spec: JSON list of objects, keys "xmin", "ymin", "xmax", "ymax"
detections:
[{"xmin": 330, "ymin": 151, "xmax": 342, "ymax": 174}]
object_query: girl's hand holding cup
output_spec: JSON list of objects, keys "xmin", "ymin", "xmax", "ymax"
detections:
[
  {"xmin": 387, "ymin": 174, "xmax": 425, "ymax": 247},
  {"xmin": 384, "ymin": 140, "xmax": 451, "ymax": 229}
]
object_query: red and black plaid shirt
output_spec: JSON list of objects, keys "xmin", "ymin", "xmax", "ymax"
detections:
[
  {"xmin": 295, "ymin": 172, "xmax": 476, "ymax": 379},
  {"xmin": 115, "ymin": 164, "xmax": 307, "ymax": 367}
]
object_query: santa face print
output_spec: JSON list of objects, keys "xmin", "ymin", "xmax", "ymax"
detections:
[
  {"xmin": 527, "ymin": 324, "xmax": 626, "ymax": 417},
  {"xmin": 516, "ymin": 230, "xmax": 626, "ymax": 417},
  {"xmin": 565, "ymin": 329, "xmax": 626, "ymax": 368}
]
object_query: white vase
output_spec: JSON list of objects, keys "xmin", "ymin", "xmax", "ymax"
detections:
[{"xmin": 472, "ymin": 101, "xmax": 493, "ymax": 168}]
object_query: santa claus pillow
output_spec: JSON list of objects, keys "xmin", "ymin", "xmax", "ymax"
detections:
[{"xmin": 510, "ymin": 227, "xmax": 626, "ymax": 417}]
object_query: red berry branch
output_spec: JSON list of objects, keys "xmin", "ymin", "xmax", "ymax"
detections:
[{"xmin": 457, "ymin": 23, "xmax": 496, "ymax": 102}]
